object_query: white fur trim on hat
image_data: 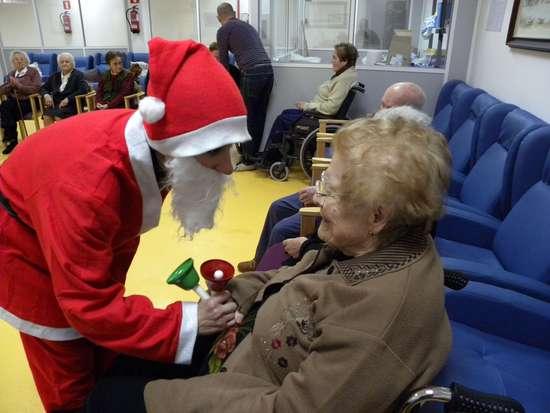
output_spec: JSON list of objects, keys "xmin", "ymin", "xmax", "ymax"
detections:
[
  {"xmin": 146, "ymin": 115, "xmax": 251, "ymax": 157},
  {"xmin": 139, "ymin": 96, "xmax": 166, "ymax": 124}
]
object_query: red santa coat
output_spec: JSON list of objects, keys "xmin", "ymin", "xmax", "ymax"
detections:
[{"xmin": 0, "ymin": 109, "xmax": 195, "ymax": 364}]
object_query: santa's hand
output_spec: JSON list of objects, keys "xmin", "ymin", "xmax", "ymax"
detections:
[{"xmin": 197, "ymin": 291, "xmax": 238, "ymax": 335}]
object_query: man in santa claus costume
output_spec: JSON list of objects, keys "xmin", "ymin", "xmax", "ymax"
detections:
[{"xmin": 0, "ymin": 38, "xmax": 249, "ymax": 412}]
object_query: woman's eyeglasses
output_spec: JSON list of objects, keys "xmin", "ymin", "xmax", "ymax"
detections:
[{"xmin": 315, "ymin": 171, "xmax": 338, "ymax": 200}]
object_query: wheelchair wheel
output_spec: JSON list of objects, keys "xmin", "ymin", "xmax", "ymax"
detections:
[
  {"xmin": 299, "ymin": 125, "xmax": 339, "ymax": 179},
  {"xmin": 269, "ymin": 162, "xmax": 289, "ymax": 181}
]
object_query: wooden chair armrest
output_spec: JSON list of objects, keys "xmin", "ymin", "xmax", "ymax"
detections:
[
  {"xmin": 311, "ymin": 163, "xmax": 329, "ymax": 183},
  {"xmin": 311, "ymin": 157, "xmax": 331, "ymax": 164},
  {"xmin": 318, "ymin": 119, "xmax": 348, "ymax": 133},
  {"xmin": 124, "ymin": 91, "xmax": 145, "ymax": 109},
  {"xmin": 316, "ymin": 134, "xmax": 334, "ymax": 141},
  {"xmin": 86, "ymin": 91, "xmax": 97, "ymax": 112},
  {"xmin": 315, "ymin": 135, "xmax": 333, "ymax": 158},
  {"xmin": 299, "ymin": 207, "xmax": 321, "ymax": 237},
  {"xmin": 28, "ymin": 93, "xmax": 41, "ymax": 114}
]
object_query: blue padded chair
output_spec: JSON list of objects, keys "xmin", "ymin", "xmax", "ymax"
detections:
[
  {"xmin": 27, "ymin": 52, "xmax": 57, "ymax": 81},
  {"xmin": 445, "ymin": 107, "xmax": 545, "ymax": 220},
  {"xmin": 432, "ymin": 80, "xmax": 483, "ymax": 140},
  {"xmin": 447, "ymin": 93, "xmax": 502, "ymax": 181},
  {"xmin": 436, "ymin": 141, "xmax": 550, "ymax": 301},
  {"xmin": 95, "ymin": 52, "xmax": 129, "ymax": 74},
  {"xmin": 127, "ymin": 52, "xmax": 149, "ymax": 63},
  {"xmin": 74, "ymin": 55, "xmax": 94, "ymax": 72},
  {"xmin": 419, "ymin": 282, "xmax": 550, "ymax": 413}
]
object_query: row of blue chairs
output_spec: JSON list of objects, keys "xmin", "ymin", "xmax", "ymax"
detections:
[
  {"xmin": 424, "ymin": 80, "xmax": 550, "ymax": 412},
  {"xmin": 26, "ymin": 52, "xmax": 149, "ymax": 81}
]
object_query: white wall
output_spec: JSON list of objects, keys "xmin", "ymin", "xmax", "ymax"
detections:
[
  {"xmin": 80, "ymin": 0, "xmax": 128, "ymax": 47},
  {"xmin": 149, "ymin": 0, "xmax": 197, "ymax": 41},
  {"xmin": 467, "ymin": 0, "xmax": 550, "ymax": 122},
  {"xmin": 0, "ymin": 2, "xmax": 41, "ymax": 48}
]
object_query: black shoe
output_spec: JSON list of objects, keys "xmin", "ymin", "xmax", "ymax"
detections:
[{"xmin": 2, "ymin": 142, "xmax": 17, "ymax": 155}]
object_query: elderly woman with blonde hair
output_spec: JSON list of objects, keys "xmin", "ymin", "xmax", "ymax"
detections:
[
  {"xmin": 88, "ymin": 116, "xmax": 453, "ymax": 413},
  {"xmin": 0, "ymin": 50, "xmax": 41, "ymax": 154},
  {"xmin": 40, "ymin": 52, "xmax": 89, "ymax": 126}
]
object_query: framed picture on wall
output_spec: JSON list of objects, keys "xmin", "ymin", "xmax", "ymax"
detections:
[{"xmin": 506, "ymin": 0, "xmax": 550, "ymax": 52}]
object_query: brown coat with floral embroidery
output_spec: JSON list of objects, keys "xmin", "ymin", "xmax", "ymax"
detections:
[{"xmin": 145, "ymin": 231, "xmax": 452, "ymax": 413}]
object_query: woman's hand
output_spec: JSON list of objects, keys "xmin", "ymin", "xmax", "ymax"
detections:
[
  {"xmin": 298, "ymin": 186, "xmax": 317, "ymax": 206},
  {"xmin": 283, "ymin": 237, "xmax": 308, "ymax": 258},
  {"xmin": 296, "ymin": 101, "xmax": 306, "ymax": 110},
  {"xmin": 197, "ymin": 291, "xmax": 238, "ymax": 335},
  {"xmin": 9, "ymin": 76, "xmax": 20, "ymax": 89},
  {"xmin": 44, "ymin": 95, "xmax": 54, "ymax": 108},
  {"xmin": 59, "ymin": 98, "xmax": 69, "ymax": 108}
]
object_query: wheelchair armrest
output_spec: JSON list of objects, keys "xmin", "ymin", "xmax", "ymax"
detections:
[{"xmin": 399, "ymin": 383, "xmax": 524, "ymax": 413}]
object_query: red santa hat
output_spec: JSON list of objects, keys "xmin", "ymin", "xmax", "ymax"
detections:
[{"xmin": 138, "ymin": 38, "xmax": 250, "ymax": 157}]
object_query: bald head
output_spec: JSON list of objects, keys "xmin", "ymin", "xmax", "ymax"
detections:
[
  {"xmin": 217, "ymin": 3, "xmax": 235, "ymax": 19},
  {"xmin": 380, "ymin": 82, "xmax": 426, "ymax": 110}
]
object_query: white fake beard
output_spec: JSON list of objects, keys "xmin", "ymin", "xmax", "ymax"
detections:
[{"xmin": 163, "ymin": 156, "xmax": 231, "ymax": 239}]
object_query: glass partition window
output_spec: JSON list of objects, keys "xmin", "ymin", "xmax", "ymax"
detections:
[{"xmin": 260, "ymin": 0, "xmax": 453, "ymax": 68}]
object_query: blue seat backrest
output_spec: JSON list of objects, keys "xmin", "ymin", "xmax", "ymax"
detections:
[
  {"xmin": 459, "ymin": 108, "xmax": 543, "ymax": 218},
  {"xmin": 432, "ymin": 81, "xmax": 482, "ymax": 139},
  {"xmin": 128, "ymin": 52, "xmax": 149, "ymax": 63},
  {"xmin": 74, "ymin": 55, "xmax": 94, "ymax": 71},
  {"xmin": 448, "ymin": 93, "xmax": 501, "ymax": 174},
  {"xmin": 95, "ymin": 52, "xmax": 129, "ymax": 74},
  {"xmin": 28, "ymin": 52, "xmax": 58, "ymax": 80},
  {"xmin": 503, "ymin": 126, "xmax": 550, "ymax": 213},
  {"xmin": 493, "ymin": 150, "xmax": 550, "ymax": 281}
]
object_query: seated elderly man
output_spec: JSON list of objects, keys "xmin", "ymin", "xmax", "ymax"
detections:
[
  {"xmin": 238, "ymin": 81, "xmax": 428, "ymax": 272},
  {"xmin": 87, "ymin": 116, "xmax": 452, "ymax": 413}
]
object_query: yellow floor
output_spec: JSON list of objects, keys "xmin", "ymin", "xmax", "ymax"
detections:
[{"xmin": 0, "ymin": 130, "xmax": 307, "ymax": 412}]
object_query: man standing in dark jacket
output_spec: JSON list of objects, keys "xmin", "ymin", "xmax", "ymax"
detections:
[{"xmin": 217, "ymin": 2, "xmax": 273, "ymax": 171}]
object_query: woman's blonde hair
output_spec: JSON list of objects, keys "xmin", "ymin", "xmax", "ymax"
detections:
[{"xmin": 333, "ymin": 117, "xmax": 451, "ymax": 242}]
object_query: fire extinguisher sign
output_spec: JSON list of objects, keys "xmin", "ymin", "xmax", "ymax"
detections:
[{"xmin": 63, "ymin": 0, "xmax": 71, "ymax": 10}]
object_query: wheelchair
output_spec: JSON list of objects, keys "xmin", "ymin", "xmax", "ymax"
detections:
[{"xmin": 264, "ymin": 81, "xmax": 365, "ymax": 181}]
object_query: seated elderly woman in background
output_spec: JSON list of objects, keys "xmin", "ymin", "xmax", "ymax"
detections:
[
  {"xmin": 88, "ymin": 115, "xmax": 452, "ymax": 412},
  {"xmin": 96, "ymin": 51, "xmax": 136, "ymax": 110},
  {"xmin": 251, "ymin": 43, "xmax": 358, "ymax": 164},
  {"xmin": 40, "ymin": 52, "xmax": 89, "ymax": 126},
  {"xmin": 0, "ymin": 51, "xmax": 41, "ymax": 155}
]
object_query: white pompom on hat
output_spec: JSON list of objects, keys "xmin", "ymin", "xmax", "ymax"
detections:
[
  {"xmin": 138, "ymin": 96, "xmax": 165, "ymax": 124},
  {"xmin": 140, "ymin": 38, "xmax": 250, "ymax": 157}
]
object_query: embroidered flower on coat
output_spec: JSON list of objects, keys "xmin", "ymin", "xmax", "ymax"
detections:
[
  {"xmin": 286, "ymin": 336, "xmax": 298, "ymax": 347},
  {"xmin": 271, "ymin": 338, "xmax": 282, "ymax": 349},
  {"xmin": 278, "ymin": 357, "xmax": 288, "ymax": 368},
  {"xmin": 213, "ymin": 326, "xmax": 238, "ymax": 361}
]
